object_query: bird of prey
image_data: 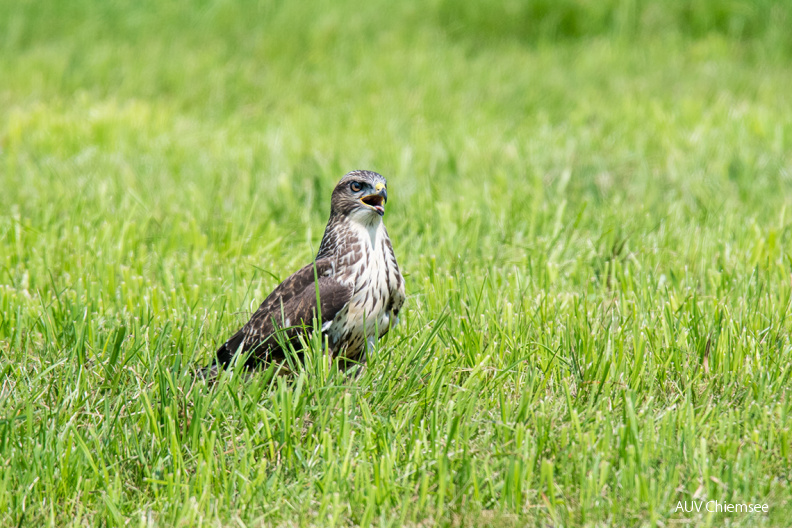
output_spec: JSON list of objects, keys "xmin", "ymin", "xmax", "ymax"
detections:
[{"xmin": 210, "ymin": 170, "xmax": 405, "ymax": 375}]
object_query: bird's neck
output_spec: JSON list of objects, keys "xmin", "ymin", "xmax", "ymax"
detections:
[{"xmin": 316, "ymin": 214, "xmax": 383, "ymax": 264}]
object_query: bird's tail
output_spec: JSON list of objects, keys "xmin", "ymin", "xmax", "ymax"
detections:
[
  {"xmin": 199, "ymin": 329, "xmax": 246, "ymax": 380},
  {"xmin": 216, "ymin": 329, "xmax": 245, "ymax": 368}
]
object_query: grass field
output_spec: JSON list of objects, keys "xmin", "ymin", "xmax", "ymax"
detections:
[{"xmin": 2, "ymin": 0, "xmax": 792, "ymax": 526}]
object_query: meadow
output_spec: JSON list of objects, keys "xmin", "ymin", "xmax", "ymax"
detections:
[{"xmin": 1, "ymin": 0, "xmax": 792, "ymax": 526}]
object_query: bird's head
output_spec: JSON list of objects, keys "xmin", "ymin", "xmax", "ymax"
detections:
[{"xmin": 330, "ymin": 170, "xmax": 388, "ymax": 224}]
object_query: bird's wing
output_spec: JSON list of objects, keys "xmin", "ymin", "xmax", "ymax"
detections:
[
  {"xmin": 381, "ymin": 234, "xmax": 406, "ymax": 336},
  {"xmin": 215, "ymin": 259, "xmax": 352, "ymax": 368}
]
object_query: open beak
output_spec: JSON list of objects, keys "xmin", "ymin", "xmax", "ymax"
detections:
[{"xmin": 361, "ymin": 186, "xmax": 387, "ymax": 216}]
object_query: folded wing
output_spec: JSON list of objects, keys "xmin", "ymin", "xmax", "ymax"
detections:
[{"xmin": 215, "ymin": 259, "xmax": 352, "ymax": 369}]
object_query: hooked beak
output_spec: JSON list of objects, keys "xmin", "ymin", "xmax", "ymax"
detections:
[{"xmin": 361, "ymin": 184, "xmax": 387, "ymax": 216}]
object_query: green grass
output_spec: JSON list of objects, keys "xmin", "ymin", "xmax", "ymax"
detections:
[{"xmin": 2, "ymin": 0, "xmax": 792, "ymax": 526}]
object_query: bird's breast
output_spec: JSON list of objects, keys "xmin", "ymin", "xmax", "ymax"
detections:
[{"xmin": 327, "ymin": 222, "xmax": 397, "ymax": 356}]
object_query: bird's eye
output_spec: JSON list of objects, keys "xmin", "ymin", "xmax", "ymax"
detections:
[{"xmin": 350, "ymin": 182, "xmax": 362, "ymax": 192}]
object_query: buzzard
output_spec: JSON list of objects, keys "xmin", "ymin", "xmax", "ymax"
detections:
[{"xmin": 210, "ymin": 170, "xmax": 405, "ymax": 375}]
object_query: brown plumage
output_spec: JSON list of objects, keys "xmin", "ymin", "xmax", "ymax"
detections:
[{"xmin": 210, "ymin": 170, "xmax": 405, "ymax": 375}]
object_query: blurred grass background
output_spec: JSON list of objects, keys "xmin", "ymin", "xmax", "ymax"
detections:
[{"xmin": 1, "ymin": 0, "xmax": 792, "ymax": 526}]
